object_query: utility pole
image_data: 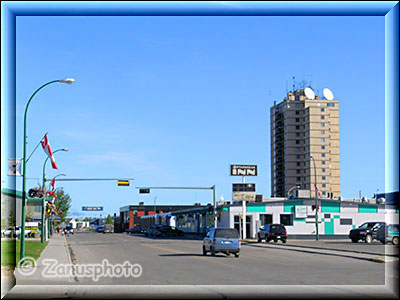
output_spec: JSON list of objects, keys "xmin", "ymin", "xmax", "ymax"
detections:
[
  {"xmin": 310, "ymin": 155, "xmax": 319, "ymax": 241},
  {"xmin": 242, "ymin": 176, "xmax": 246, "ymax": 240}
]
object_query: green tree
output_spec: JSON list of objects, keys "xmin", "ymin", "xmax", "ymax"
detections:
[
  {"xmin": 54, "ymin": 189, "xmax": 72, "ymax": 222},
  {"xmin": 83, "ymin": 217, "xmax": 91, "ymax": 222},
  {"xmin": 8, "ymin": 211, "xmax": 16, "ymax": 227},
  {"xmin": 105, "ymin": 214, "xmax": 114, "ymax": 225}
]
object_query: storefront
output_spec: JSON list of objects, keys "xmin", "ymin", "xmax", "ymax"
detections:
[{"xmin": 216, "ymin": 198, "xmax": 399, "ymax": 239}]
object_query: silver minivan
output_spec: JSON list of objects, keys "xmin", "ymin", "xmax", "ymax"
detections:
[{"xmin": 203, "ymin": 228, "xmax": 241, "ymax": 258}]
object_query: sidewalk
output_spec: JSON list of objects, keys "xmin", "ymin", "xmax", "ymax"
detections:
[{"xmin": 13, "ymin": 233, "xmax": 74, "ymax": 286}]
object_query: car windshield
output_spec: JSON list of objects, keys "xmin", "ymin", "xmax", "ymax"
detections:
[
  {"xmin": 271, "ymin": 225, "xmax": 284, "ymax": 230},
  {"xmin": 215, "ymin": 229, "xmax": 239, "ymax": 238},
  {"xmin": 359, "ymin": 223, "xmax": 374, "ymax": 229}
]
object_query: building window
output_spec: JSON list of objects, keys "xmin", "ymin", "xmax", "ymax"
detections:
[
  {"xmin": 321, "ymin": 123, "xmax": 325, "ymax": 127},
  {"xmin": 327, "ymin": 103, "xmax": 335, "ymax": 107},
  {"xmin": 321, "ymin": 108, "xmax": 325, "ymax": 112},
  {"xmin": 296, "ymin": 170, "xmax": 301, "ymax": 174},
  {"xmin": 321, "ymin": 130, "xmax": 325, "ymax": 135},
  {"xmin": 296, "ymin": 132, "xmax": 300, "ymax": 137},
  {"xmin": 295, "ymin": 103, "xmax": 300, "ymax": 108},
  {"xmin": 296, "ymin": 162, "xmax": 300, "ymax": 167},
  {"xmin": 296, "ymin": 118, "xmax": 300, "ymax": 123},
  {"xmin": 296, "ymin": 140, "xmax": 300, "ymax": 144},
  {"xmin": 296, "ymin": 177, "xmax": 301, "ymax": 182},
  {"xmin": 322, "ymin": 191, "xmax": 326, "ymax": 196},
  {"xmin": 34, "ymin": 205, "xmax": 41, "ymax": 213},
  {"xmin": 260, "ymin": 214, "xmax": 273, "ymax": 225},
  {"xmin": 296, "ymin": 147, "xmax": 300, "ymax": 152},
  {"xmin": 280, "ymin": 214, "xmax": 293, "ymax": 226},
  {"xmin": 322, "ymin": 176, "xmax": 326, "ymax": 180},
  {"xmin": 296, "ymin": 155, "xmax": 301, "ymax": 159},
  {"xmin": 321, "ymin": 116, "xmax": 325, "ymax": 120},
  {"xmin": 322, "ymin": 168, "xmax": 326, "ymax": 173},
  {"xmin": 295, "ymin": 111, "xmax": 300, "ymax": 115},
  {"xmin": 321, "ymin": 146, "xmax": 325, "ymax": 150},
  {"xmin": 322, "ymin": 161, "xmax": 326, "ymax": 165},
  {"xmin": 322, "ymin": 183, "xmax": 326, "ymax": 188},
  {"xmin": 321, "ymin": 138, "xmax": 325, "ymax": 142},
  {"xmin": 321, "ymin": 153, "xmax": 326, "ymax": 157}
]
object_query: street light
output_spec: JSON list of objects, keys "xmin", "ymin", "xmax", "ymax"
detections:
[
  {"xmin": 47, "ymin": 173, "xmax": 67, "ymax": 240},
  {"xmin": 287, "ymin": 185, "xmax": 301, "ymax": 199},
  {"xmin": 20, "ymin": 78, "xmax": 74, "ymax": 260},
  {"xmin": 41, "ymin": 149, "xmax": 68, "ymax": 243},
  {"xmin": 309, "ymin": 155, "xmax": 319, "ymax": 241}
]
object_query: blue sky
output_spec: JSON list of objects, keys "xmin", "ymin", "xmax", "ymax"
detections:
[{"xmin": 4, "ymin": 15, "xmax": 385, "ymax": 218}]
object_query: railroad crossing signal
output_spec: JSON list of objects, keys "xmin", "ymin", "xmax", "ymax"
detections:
[
  {"xmin": 118, "ymin": 180, "xmax": 130, "ymax": 186},
  {"xmin": 139, "ymin": 188, "xmax": 150, "ymax": 194}
]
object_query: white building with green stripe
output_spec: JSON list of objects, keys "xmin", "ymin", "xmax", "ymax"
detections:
[{"xmin": 216, "ymin": 198, "xmax": 399, "ymax": 239}]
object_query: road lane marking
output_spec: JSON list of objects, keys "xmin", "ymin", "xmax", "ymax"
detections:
[{"xmin": 142, "ymin": 244, "xmax": 236, "ymax": 269}]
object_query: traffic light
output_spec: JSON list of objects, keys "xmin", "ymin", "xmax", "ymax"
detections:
[
  {"xmin": 139, "ymin": 188, "xmax": 150, "ymax": 194},
  {"xmin": 312, "ymin": 205, "xmax": 320, "ymax": 211},
  {"xmin": 118, "ymin": 180, "xmax": 130, "ymax": 186},
  {"xmin": 208, "ymin": 205, "xmax": 213, "ymax": 215}
]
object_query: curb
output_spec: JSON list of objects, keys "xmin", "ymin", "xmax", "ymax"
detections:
[{"xmin": 370, "ymin": 257, "xmax": 399, "ymax": 263}]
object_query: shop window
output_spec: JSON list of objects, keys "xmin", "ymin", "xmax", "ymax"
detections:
[
  {"xmin": 260, "ymin": 214, "xmax": 273, "ymax": 226},
  {"xmin": 280, "ymin": 214, "xmax": 293, "ymax": 226}
]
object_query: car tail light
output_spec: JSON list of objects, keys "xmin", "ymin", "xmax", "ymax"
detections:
[
  {"xmin": 213, "ymin": 238, "xmax": 216, "ymax": 244},
  {"xmin": 284, "ymin": 231, "xmax": 287, "ymax": 235},
  {"xmin": 239, "ymin": 240, "xmax": 241, "ymax": 245},
  {"xmin": 387, "ymin": 233, "xmax": 390, "ymax": 237},
  {"xmin": 268, "ymin": 232, "xmax": 272, "ymax": 235}
]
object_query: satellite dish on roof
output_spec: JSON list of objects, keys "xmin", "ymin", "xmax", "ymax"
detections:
[
  {"xmin": 323, "ymin": 88, "xmax": 334, "ymax": 100},
  {"xmin": 304, "ymin": 87, "xmax": 315, "ymax": 100}
]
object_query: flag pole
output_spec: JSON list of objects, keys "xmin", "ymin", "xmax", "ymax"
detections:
[{"xmin": 26, "ymin": 132, "xmax": 48, "ymax": 163}]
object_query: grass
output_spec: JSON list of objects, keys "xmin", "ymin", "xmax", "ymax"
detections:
[{"xmin": 1, "ymin": 240, "xmax": 48, "ymax": 267}]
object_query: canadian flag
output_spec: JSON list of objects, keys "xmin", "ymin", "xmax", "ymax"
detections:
[
  {"xmin": 41, "ymin": 134, "xmax": 58, "ymax": 169},
  {"xmin": 314, "ymin": 183, "xmax": 322, "ymax": 198}
]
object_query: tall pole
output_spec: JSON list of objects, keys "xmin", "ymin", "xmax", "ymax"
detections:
[
  {"xmin": 310, "ymin": 156, "xmax": 319, "ymax": 241},
  {"xmin": 242, "ymin": 176, "xmax": 246, "ymax": 240},
  {"xmin": 41, "ymin": 148, "xmax": 68, "ymax": 243},
  {"xmin": 213, "ymin": 185, "xmax": 217, "ymax": 228},
  {"xmin": 20, "ymin": 79, "xmax": 74, "ymax": 261}
]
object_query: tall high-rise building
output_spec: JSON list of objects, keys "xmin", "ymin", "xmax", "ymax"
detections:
[{"xmin": 270, "ymin": 88, "xmax": 340, "ymax": 198}]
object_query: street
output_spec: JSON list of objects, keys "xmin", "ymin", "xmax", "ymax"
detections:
[{"xmin": 26, "ymin": 231, "xmax": 397, "ymax": 285}]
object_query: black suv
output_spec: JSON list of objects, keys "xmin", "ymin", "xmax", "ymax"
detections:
[
  {"xmin": 349, "ymin": 222, "xmax": 386, "ymax": 243},
  {"xmin": 158, "ymin": 226, "xmax": 184, "ymax": 237},
  {"xmin": 257, "ymin": 224, "xmax": 287, "ymax": 243}
]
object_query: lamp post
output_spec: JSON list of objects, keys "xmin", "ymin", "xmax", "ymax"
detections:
[
  {"xmin": 309, "ymin": 155, "xmax": 319, "ymax": 241},
  {"xmin": 287, "ymin": 185, "xmax": 301, "ymax": 199},
  {"xmin": 41, "ymin": 148, "xmax": 68, "ymax": 243},
  {"xmin": 20, "ymin": 78, "xmax": 74, "ymax": 261},
  {"xmin": 47, "ymin": 173, "xmax": 66, "ymax": 240}
]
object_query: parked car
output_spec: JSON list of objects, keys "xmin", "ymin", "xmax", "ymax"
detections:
[
  {"xmin": 1, "ymin": 226, "xmax": 21, "ymax": 238},
  {"xmin": 96, "ymin": 226, "xmax": 104, "ymax": 233},
  {"xmin": 349, "ymin": 222, "xmax": 386, "ymax": 243},
  {"xmin": 66, "ymin": 225, "xmax": 74, "ymax": 235},
  {"xmin": 145, "ymin": 225, "xmax": 162, "ymax": 237},
  {"xmin": 203, "ymin": 228, "xmax": 240, "ymax": 258},
  {"xmin": 103, "ymin": 224, "xmax": 114, "ymax": 234},
  {"xmin": 158, "ymin": 226, "xmax": 184, "ymax": 237},
  {"xmin": 257, "ymin": 224, "xmax": 287, "ymax": 243},
  {"xmin": 126, "ymin": 226, "xmax": 142, "ymax": 234},
  {"xmin": 376, "ymin": 224, "xmax": 399, "ymax": 245},
  {"xmin": 1, "ymin": 226, "xmax": 33, "ymax": 238}
]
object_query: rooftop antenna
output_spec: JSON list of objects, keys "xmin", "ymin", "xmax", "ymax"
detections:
[
  {"xmin": 286, "ymin": 80, "xmax": 288, "ymax": 94},
  {"xmin": 292, "ymin": 76, "xmax": 295, "ymax": 92}
]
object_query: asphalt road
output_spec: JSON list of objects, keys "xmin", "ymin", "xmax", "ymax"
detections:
[{"xmin": 61, "ymin": 231, "xmax": 397, "ymax": 285}]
